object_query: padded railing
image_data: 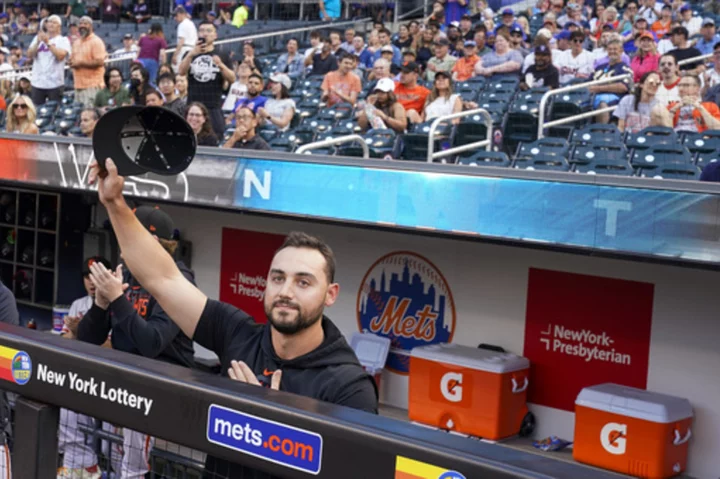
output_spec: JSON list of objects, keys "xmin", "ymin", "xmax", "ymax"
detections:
[
  {"xmin": 536, "ymin": 74, "xmax": 632, "ymax": 139},
  {"xmin": 426, "ymin": 108, "xmax": 493, "ymax": 163},
  {"xmin": 295, "ymin": 134, "xmax": 370, "ymax": 158},
  {"xmin": 0, "ymin": 324, "xmax": 627, "ymax": 479}
]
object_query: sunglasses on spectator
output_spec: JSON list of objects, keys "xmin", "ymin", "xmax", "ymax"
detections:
[
  {"xmin": 571, "ymin": 39, "xmax": 584, "ymax": 43},
  {"xmin": 12, "ymin": 104, "xmax": 27, "ymax": 110},
  {"xmin": 645, "ymin": 80, "xmax": 660, "ymax": 86}
]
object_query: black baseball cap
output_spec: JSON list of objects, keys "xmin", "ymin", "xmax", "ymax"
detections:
[
  {"xmin": 93, "ymin": 106, "xmax": 196, "ymax": 177},
  {"xmin": 434, "ymin": 71, "xmax": 452, "ymax": 81},
  {"xmin": 82, "ymin": 256, "xmax": 112, "ymax": 275},
  {"xmin": 134, "ymin": 205, "xmax": 174, "ymax": 240},
  {"xmin": 401, "ymin": 61, "xmax": 420, "ymax": 73},
  {"xmin": 535, "ymin": 44, "xmax": 551, "ymax": 55}
]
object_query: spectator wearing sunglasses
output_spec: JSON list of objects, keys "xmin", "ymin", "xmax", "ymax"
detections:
[
  {"xmin": 6, "ymin": 95, "xmax": 39, "ymax": 135},
  {"xmin": 555, "ymin": 30, "xmax": 593, "ymax": 85}
]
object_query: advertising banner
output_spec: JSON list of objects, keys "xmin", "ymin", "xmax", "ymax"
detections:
[
  {"xmin": 523, "ymin": 268, "xmax": 654, "ymax": 411},
  {"xmin": 219, "ymin": 228, "xmax": 285, "ymax": 323}
]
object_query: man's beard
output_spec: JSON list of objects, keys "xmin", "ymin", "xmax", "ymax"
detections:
[
  {"xmin": 79, "ymin": 27, "xmax": 89, "ymax": 37},
  {"xmin": 265, "ymin": 299, "xmax": 324, "ymax": 336}
]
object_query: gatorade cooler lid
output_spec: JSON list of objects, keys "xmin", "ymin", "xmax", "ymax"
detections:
[
  {"xmin": 576, "ymin": 383, "xmax": 693, "ymax": 424},
  {"xmin": 411, "ymin": 343, "xmax": 529, "ymax": 374},
  {"xmin": 350, "ymin": 332, "xmax": 391, "ymax": 373}
]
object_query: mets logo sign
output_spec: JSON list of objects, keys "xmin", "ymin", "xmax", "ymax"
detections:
[{"xmin": 357, "ymin": 252, "xmax": 456, "ymax": 374}]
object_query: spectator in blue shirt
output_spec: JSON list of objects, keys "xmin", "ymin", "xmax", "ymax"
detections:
[
  {"xmin": 694, "ymin": 19, "xmax": 720, "ymax": 56},
  {"xmin": 276, "ymin": 38, "xmax": 305, "ymax": 80},
  {"xmin": 372, "ymin": 28, "xmax": 402, "ymax": 66},
  {"xmin": 229, "ymin": 73, "xmax": 267, "ymax": 126}
]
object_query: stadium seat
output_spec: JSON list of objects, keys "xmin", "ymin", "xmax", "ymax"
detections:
[
  {"xmin": 452, "ymin": 113, "xmax": 492, "ymax": 149},
  {"xmin": 37, "ymin": 102, "xmax": 58, "ymax": 118},
  {"xmin": 625, "ymin": 126, "xmax": 678, "ymax": 152},
  {"xmin": 55, "ymin": 118, "xmax": 77, "ymax": 135},
  {"xmin": 547, "ymin": 89, "xmax": 592, "ymax": 138},
  {"xmin": 575, "ymin": 159, "xmax": 634, "ymax": 176},
  {"xmin": 318, "ymin": 102, "xmax": 354, "ymax": 121},
  {"xmin": 364, "ymin": 128, "xmax": 397, "ymax": 158},
  {"xmin": 477, "ymin": 90, "xmax": 514, "ymax": 105},
  {"xmin": 486, "ymin": 76, "xmax": 520, "ymax": 94},
  {"xmin": 682, "ymin": 131, "xmax": 720, "ymax": 160},
  {"xmin": 268, "ymin": 132, "xmax": 297, "ymax": 152},
  {"xmin": 504, "ymin": 111, "xmax": 539, "ymax": 152},
  {"xmin": 300, "ymin": 116, "xmax": 334, "ymax": 133},
  {"xmin": 456, "ymin": 150, "xmax": 511, "ymax": 167},
  {"xmin": 67, "ymin": 126, "xmax": 83, "ymax": 137},
  {"xmin": 523, "ymin": 154, "xmax": 570, "ymax": 172},
  {"xmin": 569, "ymin": 143, "xmax": 628, "ymax": 166},
  {"xmin": 695, "ymin": 149, "xmax": 720, "ymax": 168},
  {"xmin": 288, "ymin": 124, "xmax": 318, "ymax": 144},
  {"xmin": 631, "ymin": 144, "xmax": 693, "ymax": 173},
  {"xmin": 570, "ymin": 124, "xmax": 623, "ymax": 145},
  {"xmin": 515, "ymin": 137, "xmax": 569, "ymax": 161},
  {"xmin": 258, "ymin": 124, "xmax": 280, "ymax": 142},
  {"xmin": 35, "ymin": 117, "xmax": 53, "ymax": 129},
  {"xmin": 295, "ymin": 100, "xmax": 321, "ymax": 120},
  {"xmin": 651, "ymin": 164, "xmax": 702, "ymax": 181}
]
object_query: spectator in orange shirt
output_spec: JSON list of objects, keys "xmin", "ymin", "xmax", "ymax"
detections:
[
  {"xmin": 69, "ymin": 16, "xmax": 107, "ymax": 107},
  {"xmin": 651, "ymin": 5, "xmax": 672, "ymax": 37},
  {"xmin": 394, "ymin": 62, "xmax": 430, "ymax": 124},
  {"xmin": 452, "ymin": 40, "xmax": 481, "ymax": 82},
  {"xmin": 321, "ymin": 54, "xmax": 362, "ymax": 107},
  {"xmin": 653, "ymin": 74, "xmax": 720, "ymax": 133}
]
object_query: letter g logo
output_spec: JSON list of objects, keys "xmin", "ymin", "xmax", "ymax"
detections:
[
  {"xmin": 440, "ymin": 372, "xmax": 463, "ymax": 403},
  {"xmin": 600, "ymin": 422, "xmax": 627, "ymax": 455}
]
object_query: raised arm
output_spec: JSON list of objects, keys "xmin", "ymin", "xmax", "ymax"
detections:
[{"xmin": 88, "ymin": 159, "xmax": 207, "ymax": 339}]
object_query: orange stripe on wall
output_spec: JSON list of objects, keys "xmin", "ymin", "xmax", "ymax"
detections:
[
  {"xmin": 395, "ymin": 472, "xmax": 425, "ymax": 479},
  {"xmin": 0, "ymin": 359, "xmax": 10, "ymax": 371}
]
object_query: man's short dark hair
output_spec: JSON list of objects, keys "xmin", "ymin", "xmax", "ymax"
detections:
[
  {"xmin": 157, "ymin": 72, "xmax": 176, "ymax": 84},
  {"xmin": 671, "ymin": 26, "xmax": 689, "ymax": 38},
  {"xmin": 198, "ymin": 20, "xmax": 216, "ymax": 30},
  {"xmin": 660, "ymin": 53, "xmax": 677, "ymax": 65},
  {"xmin": 379, "ymin": 27, "xmax": 391, "ymax": 36},
  {"xmin": 82, "ymin": 107, "xmax": 100, "ymax": 121},
  {"xmin": 288, "ymin": 37, "xmax": 299, "ymax": 45},
  {"xmin": 277, "ymin": 232, "xmax": 336, "ymax": 283},
  {"xmin": 714, "ymin": 41, "xmax": 720, "ymax": 51},
  {"xmin": 248, "ymin": 72, "xmax": 263, "ymax": 82},
  {"xmin": 310, "ymin": 31, "xmax": 321, "ymax": 39},
  {"xmin": 683, "ymin": 74, "xmax": 701, "ymax": 86},
  {"xmin": 145, "ymin": 89, "xmax": 163, "ymax": 101},
  {"xmin": 570, "ymin": 30, "xmax": 585, "ymax": 42}
]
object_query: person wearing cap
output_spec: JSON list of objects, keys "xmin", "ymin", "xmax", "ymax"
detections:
[
  {"xmin": 509, "ymin": 25, "xmax": 530, "ymax": 57},
  {"xmin": 157, "ymin": 72, "xmax": 186, "ymax": 116},
  {"xmin": 179, "ymin": 21, "xmax": 235, "ymax": 138},
  {"xmin": 321, "ymin": 54, "xmax": 362, "ymax": 107},
  {"xmin": 522, "ymin": 30, "xmax": 557, "ymax": 73},
  {"xmin": 395, "ymin": 61, "xmax": 430, "ymax": 123},
  {"xmin": 305, "ymin": 41, "xmax": 339, "ymax": 77},
  {"xmin": 452, "ymin": 40, "xmax": 480, "ymax": 81},
  {"xmin": 631, "ymin": 31, "xmax": 660, "ymax": 82},
  {"xmin": 587, "ymin": 38, "xmax": 634, "ymax": 123},
  {"xmin": 205, "ymin": 10, "xmax": 220, "ymax": 25},
  {"xmin": 679, "ymin": 5, "xmax": 702, "ymax": 37},
  {"xmin": 27, "ymin": 14, "xmax": 70, "ymax": 107},
  {"xmin": 651, "ymin": 5, "xmax": 673, "ymax": 37},
  {"xmin": 693, "ymin": 19, "xmax": 720, "ymax": 56},
  {"xmin": 426, "ymin": 37, "xmax": 456, "ymax": 82},
  {"xmin": 652, "ymin": 74, "xmax": 720, "ymax": 133},
  {"xmin": 69, "ymin": 16, "xmax": 107, "ymax": 108},
  {"xmin": 669, "ymin": 26, "xmax": 704, "ymax": 75},
  {"xmin": 66, "ymin": 0, "xmax": 87, "ymax": 26},
  {"xmin": 276, "ymin": 38, "xmax": 305, "ymax": 80},
  {"xmin": 373, "ymin": 28, "xmax": 402, "ymax": 66},
  {"xmin": 474, "ymin": 32, "xmax": 523, "ymax": 77},
  {"xmin": 136, "ymin": 23, "xmax": 167, "ymax": 84},
  {"xmin": 79, "ymin": 205, "xmax": 197, "ymax": 479},
  {"xmin": 358, "ymin": 77, "xmax": 407, "ymax": 133},
  {"xmin": 554, "ymin": 29, "xmax": 572, "ymax": 52},
  {"xmin": 257, "ymin": 73, "xmax": 296, "ymax": 131},
  {"xmin": 521, "ymin": 44, "xmax": 559, "ymax": 90},
  {"xmin": 555, "ymin": 30, "xmax": 593, "ymax": 85},
  {"xmin": 223, "ymin": 106, "xmax": 271, "ymax": 150},
  {"xmin": 131, "ymin": 0, "xmax": 151, "ymax": 23},
  {"xmin": 172, "ymin": 6, "xmax": 197, "ymax": 73}
]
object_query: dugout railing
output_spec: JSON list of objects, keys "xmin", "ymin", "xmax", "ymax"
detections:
[{"xmin": 0, "ymin": 323, "xmax": 632, "ymax": 479}]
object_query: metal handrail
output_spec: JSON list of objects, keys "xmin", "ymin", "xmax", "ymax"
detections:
[
  {"xmin": 537, "ymin": 73, "xmax": 632, "ymax": 139},
  {"xmin": 678, "ymin": 52, "xmax": 712, "ymax": 66},
  {"xmin": 426, "ymin": 108, "xmax": 493, "ymax": 163},
  {"xmin": 296, "ymin": 134, "xmax": 370, "ymax": 158}
]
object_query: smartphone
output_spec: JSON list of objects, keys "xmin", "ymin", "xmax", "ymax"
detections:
[{"xmin": 198, "ymin": 38, "xmax": 206, "ymax": 45}]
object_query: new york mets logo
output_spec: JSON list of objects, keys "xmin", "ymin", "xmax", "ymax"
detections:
[{"xmin": 356, "ymin": 252, "xmax": 456, "ymax": 374}]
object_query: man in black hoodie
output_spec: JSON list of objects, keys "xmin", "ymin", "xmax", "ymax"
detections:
[
  {"xmin": 87, "ymin": 158, "xmax": 377, "ymax": 479},
  {"xmin": 78, "ymin": 204, "xmax": 196, "ymax": 478}
]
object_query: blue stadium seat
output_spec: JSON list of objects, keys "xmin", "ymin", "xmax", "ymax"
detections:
[
  {"xmin": 548, "ymin": 89, "xmax": 592, "ymax": 137},
  {"xmin": 289, "ymin": 124, "xmax": 319, "ymax": 144},
  {"xmin": 631, "ymin": 144, "xmax": 693, "ymax": 173},
  {"xmin": 37, "ymin": 101, "xmax": 58, "ymax": 118},
  {"xmin": 569, "ymin": 143, "xmax": 628, "ymax": 166},
  {"xmin": 575, "ymin": 159, "xmax": 634, "ymax": 176},
  {"xmin": 681, "ymin": 131, "xmax": 720, "ymax": 160},
  {"xmin": 364, "ymin": 128, "xmax": 397, "ymax": 159},
  {"xmin": 504, "ymin": 111, "xmax": 539, "ymax": 152},
  {"xmin": 515, "ymin": 137, "xmax": 568, "ymax": 161},
  {"xmin": 268, "ymin": 132, "xmax": 297, "ymax": 152},
  {"xmin": 258, "ymin": 124, "xmax": 280, "ymax": 142},
  {"xmin": 486, "ymin": 76, "xmax": 520, "ymax": 94},
  {"xmin": 300, "ymin": 116, "xmax": 334, "ymax": 133},
  {"xmin": 570, "ymin": 124, "xmax": 623, "ymax": 145},
  {"xmin": 695, "ymin": 149, "xmax": 720, "ymax": 168},
  {"xmin": 456, "ymin": 150, "xmax": 511, "ymax": 167},
  {"xmin": 318, "ymin": 102, "xmax": 354, "ymax": 121},
  {"xmin": 523, "ymin": 155, "xmax": 570, "ymax": 172},
  {"xmin": 625, "ymin": 126, "xmax": 678, "ymax": 152},
  {"xmin": 452, "ymin": 113, "xmax": 492, "ymax": 149},
  {"xmin": 651, "ymin": 164, "xmax": 702, "ymax": 181}
]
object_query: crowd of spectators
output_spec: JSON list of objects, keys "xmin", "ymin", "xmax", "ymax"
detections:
[{"xmin": 0, "ymin": 0, "xmax": 718, "ymax": 154}]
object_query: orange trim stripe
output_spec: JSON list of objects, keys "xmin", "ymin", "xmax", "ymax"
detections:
[
  {"xmin": 0, "ymin": 358, "xmax": 10, "ymax": 371},
  {"xmin": 395, "ymin": 472, "xmax": 425, "ymax": 479}
]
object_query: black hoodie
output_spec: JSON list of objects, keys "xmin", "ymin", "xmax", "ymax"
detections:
[
  {"xmin": 194, "ymin": 299, "xmax": 378, "ymax": 479},
  {"xmin": 77, "ymin": 261, "xmax": 196, "ymax": 369}
]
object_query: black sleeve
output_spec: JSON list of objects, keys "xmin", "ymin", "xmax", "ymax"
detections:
[
  {"xmin": 192, "ymin": 299, "xmax": 258, "ymax": 363},
  {"xmin": 547, "ymin": 67, "xmax": 560, "ymax": 90},
  {"xmin": 331, "ymin": 371, "xmax": 379, "ymax": 414},
  {"xmin": 76, "ymin": 303, "xmax": 111, "ymax": 345},
  {"xmin": 329, "ymin": 55, "xmax": 338, "ymax": 72}
]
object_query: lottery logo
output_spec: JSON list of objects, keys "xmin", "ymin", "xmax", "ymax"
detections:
[
  {"xmin": 11, "ymin": 351, "xmax": 32, "ymax": 385},
  {"xmin": 357, "ymin": 252, "xmax": 456, "ymax": 374}
]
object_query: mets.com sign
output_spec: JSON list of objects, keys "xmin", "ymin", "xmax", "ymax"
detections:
[{"xmin": 357, "ymin": 252, "xmax": 456, "ymax": 374}]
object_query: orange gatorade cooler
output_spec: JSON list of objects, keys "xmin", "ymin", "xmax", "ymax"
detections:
[
  {"xmin": 574, "ymin": 383, "xmax": 693, "ymax": 479},
  {"xmin": 409, "ymin": 344, "xmax": 530, "ymax": 440}
]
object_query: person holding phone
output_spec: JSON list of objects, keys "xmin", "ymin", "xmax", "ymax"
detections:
[{"xmin": 27, "ymin": 14, "xmax": 71, "ymax": 106}]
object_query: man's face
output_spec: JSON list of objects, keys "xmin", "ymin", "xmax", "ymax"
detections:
[
  {"xmin": 535, "ymin": 52, "xmax": 550, "ymax": 67},
  {"xmin": 607, "ymin": 43, "xmax": 622, "ymax": 63},
  {"xmin": 352, "ymin": 36, "xmax": 363, "ymax": 50},
  {"xmin": 659, "ymin": 56, "xmax": 677, "ymax": 78},
  {"xmin": 345, "ymin": 30, "xmax": 354, "ymax": 43},
  {"xmin": 379, "ymin": 32, "xmax": 390, "ymax": 45},
  {"xmin": 247, "ymin": 77, "xmax": 263, "ymax": 96},
  {"xmin": 40, "ymin": 8, "xmax": 49, "ymax": 18},
  {"xmin": 124, "ymin": 37, "xmax": 133, "ymax": 47},
  {"xmin": 671, "ymin": 32, "xmax": 683, "ymax": 46},
  {"xmin": 475, "ymin": 31, "xmax": 486, "ymax": 48},
  {"xmin": 330, "ymin": 33, "xmax": 341, "ymax": 47},
  {"xmin": 435, "ymin": 43, "xmax": 448, "ymax": 57},
  {"xmin": 681, "ymin": 9, "xmax": 691, "ymax": 21},
  {"xmin": 635, "ymin": 21, "xmax": 647, "ymax": 33},
  {"xmin": 146, "ymin": 93, "xmax": 163, "ymax": 107},
  {"xmin": 464, "ymin": 45, "xmax": 477, "ymax": 57},
  {"xmin": 321, "ymin": 43, "xmax": 331, "ymax": 57},
  {"xmin": 243, "ymin": 43, "xmax": 253, "ymax": 57},
  {"xmin": 381, "ymin": 50, "xmax": 393, "ymax": 62},
  {"xmin": 678, "ymin": 78, "xmax": 700, "ymax": 98},
  {"xmin": 661, "ymin": 8, "xmax": 671, "ymax": 19},
  {"xmin": 263, "ymin": 247, "xmax": 336, "ymax": 336},
  {"xmin": 571, "ymin": 36, "xmax": 583, "ymax": 53},
  {"xmin": 460, "ymin": 18, "xmax": 471, "ymax": 31},
  {"xmin": 45, "ymin": 18, "xmax": 60, "ymax": 34},
  {"xmin": 235, "ymin": 108, "xmax": 257, "ymax": 134},
  {"xmin": 198, "ymin": 24, "xmax": 216, "ymax": 43},
  {"xmin": 287, "ymin": 39, "xmax": 297, "ymax": 54},
  {"xmin": 79, "ymin": 19, "xmax": 92, "ymax": 37},
  {"xmin": 310, "ymin": 36, "xmax": 320, "ymax": 47},
  {"xmin": 159, "ymin": 78, "xmax": 174, "ymax": 96},
  {"xmin": 83, "ymin": 275, "xmax": 96, "ymax": 297},
  {"xmin": 339, "ymin": 57, "xmax": 354, "ymax": 74},
  {"xmin": 502, "ymin": 14, "xmax": 514, "ymax": 26},
  {"xmin": 510, "ymin": 31, "xmax": 523, "ymax": 45},
  {"xmin": 400, "ymin": 69, "xmax": 416, "ymax": 85},
  {"xmin": 703, "ymin": 24, "xmax": 716, "ymax": 39},
  {"xmin": 373, "ymin": 63, "xmax": 389, "ymax": 78},
  {"xmin": 80, "ymin": 112, "xmax": 97, "ymax": 135}
]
